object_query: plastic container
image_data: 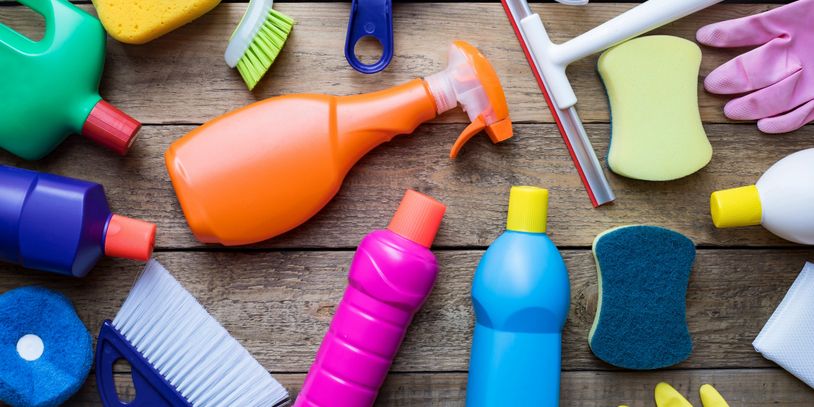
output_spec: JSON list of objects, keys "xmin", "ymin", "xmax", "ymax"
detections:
[
  {"xmin": 0, "ymin": 0, "xmax": 141, "ymax": 160},
  {"xmin": 711, "ymin": 148, "xmax": 814, "ymax": 245},
  {"xmin": 166, "ymin": 40, "xmax": 511, "ymax": 246},
  {"xmin": 466, "ymin": 186, "xmax": 570, "ymax": 407},
  {"xmin": 294, "ymin": 190, "xmax": 446, "ymax": 407},
  {"xmin": 0, "ymin": 165, "xmax": 156, "ymax": 277}
]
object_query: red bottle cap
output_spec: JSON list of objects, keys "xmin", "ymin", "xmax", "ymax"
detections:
[
  {"xmin": 387, "ymin": 190, "xmax": 446, "ymax": 248},
  {"xmin": 104, "ymin": 214, "xmax": 156, "ymax": 261},
  {"xmin": 81, "ymin": 99, "xmax": 141, "ymax": 155}
]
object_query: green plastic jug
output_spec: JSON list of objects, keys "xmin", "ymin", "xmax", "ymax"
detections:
[{"xmin": 0, "ymin": 0, "xmax": 140, "ymax": 159}]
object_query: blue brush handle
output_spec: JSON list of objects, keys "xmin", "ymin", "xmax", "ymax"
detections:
[
  {"xmin": 466, "ymin": 327, "xmax": 562, "ymax": 406},
  {"xmin": 344, "ymin": 0, "xmax": 393, "ymax": 74},
  {"xmin": 95, "ymin": 320, "xmax": 191, "ymax": 407}
]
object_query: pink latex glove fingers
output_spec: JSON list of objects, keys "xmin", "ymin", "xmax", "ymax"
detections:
[
  {"xmin": 697, "ymin": 0, "xmax": 814, "ymax": 133},
  {"xmin": 704, "ymin": 37, "xmax": 801, "ymax": 94},
  {"xmin": 724, "ymin": 71, "xmax": 813, "ymax": 120},
  {"xmin": 697, "ymin": 7, "xmax": 788, "ymax": 48},
  {"xmin": 759, "ymin": 99, "xmax": 814, "ymax": 134}
]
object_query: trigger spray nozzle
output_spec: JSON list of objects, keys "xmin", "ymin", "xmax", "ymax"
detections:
[{"xmin": 424, "ymin": 41, "xmax": 513, "ymax": 158}]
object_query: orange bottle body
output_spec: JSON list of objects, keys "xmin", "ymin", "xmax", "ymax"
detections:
[{"xmin": 166, "ymin": 79, "xmax": 437, "ymax": 245}]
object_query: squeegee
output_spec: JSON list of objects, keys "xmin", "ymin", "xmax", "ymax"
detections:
[{"xmin": 502, "ymin": 0, "xmax": 722, "ymax": 207}]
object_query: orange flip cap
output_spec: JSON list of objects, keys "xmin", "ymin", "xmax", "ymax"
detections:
[{"xmin": 424, "ymin": 40, "xmax": 513, "ymax": 158}]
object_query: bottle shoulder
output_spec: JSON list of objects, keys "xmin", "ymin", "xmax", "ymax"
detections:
[
  {"xmin": 472, "ymin": 232, "xmax": 569, "ymax": 299},
  {"xmin": 757, "ymin": 150, "xmax": 814, "ymax": 244}
]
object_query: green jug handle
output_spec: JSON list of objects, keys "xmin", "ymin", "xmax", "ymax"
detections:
[{"xmin": 0, "ymin": 0, "xmax": 56, "ymax": 52}]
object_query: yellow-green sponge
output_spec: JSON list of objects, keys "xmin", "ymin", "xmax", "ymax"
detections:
[{"xmin": 598, "ymin": 35, "xmax": 712, "ymax": 181}]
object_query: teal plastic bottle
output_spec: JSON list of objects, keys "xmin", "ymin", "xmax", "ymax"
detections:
[
  {"xmin": 466, "ymin": 186, "xmax": 570, "ymax": 407},
  {"xmin": 0, "ymin": 0, "xmax": 141, "ymax": 159}
]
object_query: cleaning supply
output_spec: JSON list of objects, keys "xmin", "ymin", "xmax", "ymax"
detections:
[
  {"xmin": 697, "ymin": 0, "xmax": 814, "ymax": 134},
  {"xmin": 754, "ymin": 262, "xmax": 814, "ymax": 389},
  {"xmin": 598, "ymin": 36, "xmax": 712, "ymax": 181},
  {"xmin": 589, "ymin": 225, "xmax": 696, "ymax": 370},
  {"xmin": 0, "ymin": 287, "xmax": 92, "ymax": 407},
  {"xmin": 466, "ymin": 186, "xmax": 569, "ymax": 407},
  {"xmin": 345, "ymin": 0, "xmax": 393, "ymax": 73},
  {"xmin": 92, "ymin": 0, "xmax": 221, "ymax": 44},
  {"xmin": 166, "ymin": 40, "xmax": 510, "ymax": 246},
  {"xmin": 295, "ymin": 190, "xmax": 446, "ymax": 407},
  {"xmin": 0, "ymin": 0, "xmax": 141, "ymax": 159},
  {"xmin": 0, "ymin": 165, "xmax": 156, "ymax": 277},
  {"xmin": 224, "ymin": 0, "xmax": 294, "ymax": 90},
  {"xmin": 710, "ymin": 148, "xmax": 814, "ymax": 245},
  {"xmin": 95, "ymin": 259, "xmax": 289, "ymax": 407},
  {"xmin": 655, "ymin": 383, "xmax": 731, "ymax": 407},
  {"xmin": 501, "ymin": 0, "xmax": 723, "ymax": 206}
]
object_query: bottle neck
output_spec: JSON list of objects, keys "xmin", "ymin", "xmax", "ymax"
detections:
[
  {"xmin": 424, "ymin": 70, "xmax": 459, "ymax": 116},
  {"xmin": 335, "ymin": 79, "xmax": 438, "ymax": 171}
]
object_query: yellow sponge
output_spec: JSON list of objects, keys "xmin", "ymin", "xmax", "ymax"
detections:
[
  {"xmin": 598, "ymin": 36, "xmax": 712, "ymax": 181},
  {"xmin": 92, "ymin": 0, "xmax": 221, "ymax": 44}
]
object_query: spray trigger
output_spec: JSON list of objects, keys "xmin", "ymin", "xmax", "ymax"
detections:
[
  {"xmin": 450, "ymin": 115, "xmax": 512, "ymax": 158},
  {"xmin": 425, "ymin": 41, "xmax": 513, "ymax": 158}
]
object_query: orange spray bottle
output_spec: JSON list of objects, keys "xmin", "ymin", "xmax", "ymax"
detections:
[{"xmin": 165, "ymin": 40, "xmax": 512, "ymax": 246}]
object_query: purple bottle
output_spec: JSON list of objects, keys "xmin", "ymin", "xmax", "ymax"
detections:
[
  {"xmin": 295, "ymin": 190, "xmax": 446, "ymax": 407},
  {"xmin": 0, "ymin": 165, "xmax": 156, "ymax": 277}
]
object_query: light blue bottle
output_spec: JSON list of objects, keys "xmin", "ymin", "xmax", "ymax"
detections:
[{"xmin": 466, "ymin": 186, "xmax": 570, "ymax": 407}]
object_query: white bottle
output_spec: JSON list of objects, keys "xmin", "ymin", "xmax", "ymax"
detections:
[{"xmin": 710, "ymin": 148, "xmax": 814, "ymax": 244}]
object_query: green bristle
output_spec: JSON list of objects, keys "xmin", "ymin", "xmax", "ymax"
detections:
[{"xmin": 236, "ymin": 9, "xmax": 295, "ymax": 90}]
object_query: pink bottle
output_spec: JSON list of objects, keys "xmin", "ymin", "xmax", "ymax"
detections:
[{"xmin": 295, "ymin": 190, "xmax": 446, "ymax": 407}]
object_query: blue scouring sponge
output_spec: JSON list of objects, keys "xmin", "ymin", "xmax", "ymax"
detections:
[
  {"xmin": 0, "ymin": 287, "xmax": 92, "ymax": 407},
  {"xmin": 589, "ymin": 225, "xmax": 696, "ymax": 370}
]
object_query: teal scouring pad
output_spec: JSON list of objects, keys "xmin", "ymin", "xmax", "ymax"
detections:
[
  {"xmin": 0, "ymin": 287, "xmax": 92, "ymax": 407},
  {"xmin": 588, "ymin": 225, "xmax": 696, "ymax": 370}
]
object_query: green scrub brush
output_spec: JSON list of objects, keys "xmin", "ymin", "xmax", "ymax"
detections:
[{"xmin": 225, "ymin": 0, "xmax": 294, "ymax": 90}]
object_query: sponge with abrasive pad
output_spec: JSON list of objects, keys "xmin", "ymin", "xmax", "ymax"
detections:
[
  {"xmin": 598, "ymin": 36, "xmax": 712, "ymax": 181},
  {"xmin": 589, "ymin": 225, "xmax": 696, "ymax": 370}
]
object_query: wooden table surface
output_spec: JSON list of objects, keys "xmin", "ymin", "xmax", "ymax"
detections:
[{"xmin": 2, "ymin": 1, "xmax": 814, "ymax": 405}]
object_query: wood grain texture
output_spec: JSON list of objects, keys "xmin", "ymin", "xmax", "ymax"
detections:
[
  {"xmin": 1, "ymin": 249, "xmax": 811, "ymax": 372},
  {"xmin": 1, "ymin": 123, "xmax": 811, "ymax": 249},
  {"xmin": 2, "ymin": 2, "xmax": 813, "ymax": 406},
  {"xmin": 0, "ymin": 3, "xmax": 787, "ymax": 124},
  {"xmin": 62, "ymin": 369, "xmax": 814, "ymax": 406}
]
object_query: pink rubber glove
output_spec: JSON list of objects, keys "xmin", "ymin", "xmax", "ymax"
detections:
[{"xmin": 697, "ymin": 0, "xmax": 814, "ymax": 134}]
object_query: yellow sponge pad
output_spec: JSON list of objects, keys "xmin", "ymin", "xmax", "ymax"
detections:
[
  {"xmin": 598, "ymin": 36, "xmax": 712, "ymax": 181},
  {"xmin": 92, "ymin": 0, "xmax": 221, "ymax": 44}
]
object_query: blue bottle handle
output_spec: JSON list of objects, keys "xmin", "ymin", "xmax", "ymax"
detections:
[
  {"xmin": 95, "ymin": 320, "xmax": 191, "ymax": 407},
  {"xmin": 344, "ymin": 0, "xmax": 393, "ymax": 74}
]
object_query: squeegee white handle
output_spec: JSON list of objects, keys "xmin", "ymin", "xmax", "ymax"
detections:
[
  {"xmin": 558, "ymin": 0, "xmax": 722, "ymax": 64},
  {"xmin": 519, "ymin": 0, "xmax": 721, "ymax": 109}
]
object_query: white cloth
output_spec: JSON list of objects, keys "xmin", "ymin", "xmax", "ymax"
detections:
[{"xmin": 754, "ymin": 262, "xmax": 814, "ymax": 389}]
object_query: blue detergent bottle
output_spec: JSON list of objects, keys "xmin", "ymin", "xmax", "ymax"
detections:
[
  {"xmin": 0, "ymin": 165, "xmax": 156, "ymax": 277},
  {"xmin": 466, "ymin": 186, "xmax": 570, "ymax": 406}
]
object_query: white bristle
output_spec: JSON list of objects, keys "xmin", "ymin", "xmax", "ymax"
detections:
[{"xmin": 113, "ymin": 260, "xmax": 289, "ymax": 407}]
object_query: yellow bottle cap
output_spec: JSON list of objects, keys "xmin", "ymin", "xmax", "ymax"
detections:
[
  {"xmin": 710, "ymin": 185, "xmax": 763, "ymax": 228},
  {"xmin": 506, "ymin": 186, "xmax": 548, "ymax": 233}
]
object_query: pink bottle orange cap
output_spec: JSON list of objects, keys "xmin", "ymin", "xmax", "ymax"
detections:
[
  {"xmin": 387, "ymin": 190, "xmax": 446, "ymax": 248},
  {"xmin": 104, "ymin": 214, "xmax": 157, "ymax": 261},
  {"xmin": 82, "ymin": 99, "xmax": 142, "ymax": 156}
]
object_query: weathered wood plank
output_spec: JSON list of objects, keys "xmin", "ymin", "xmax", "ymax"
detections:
[
  {"xmin": 62, "ymin": 369, "xmax": 814, "ymax": 406},
  {"xmin": 2, "ymin": 123, "xmax": 809, "ymax": 249},
  {"xmin": 0, "ymin": 3, "xmax": 787, "ymax": 124},
  {"xmin": 1, "ymin": 250, "xmax": 811, "ymax": 372}
]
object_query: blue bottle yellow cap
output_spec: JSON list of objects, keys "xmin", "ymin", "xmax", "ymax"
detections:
[
  {"xmin": 506, "ymin": 186, "xmax": 548, "ymax": 233},
  {"xmin": 710, "ymin": 185, "xmax": 763, "ymax": 228}
]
